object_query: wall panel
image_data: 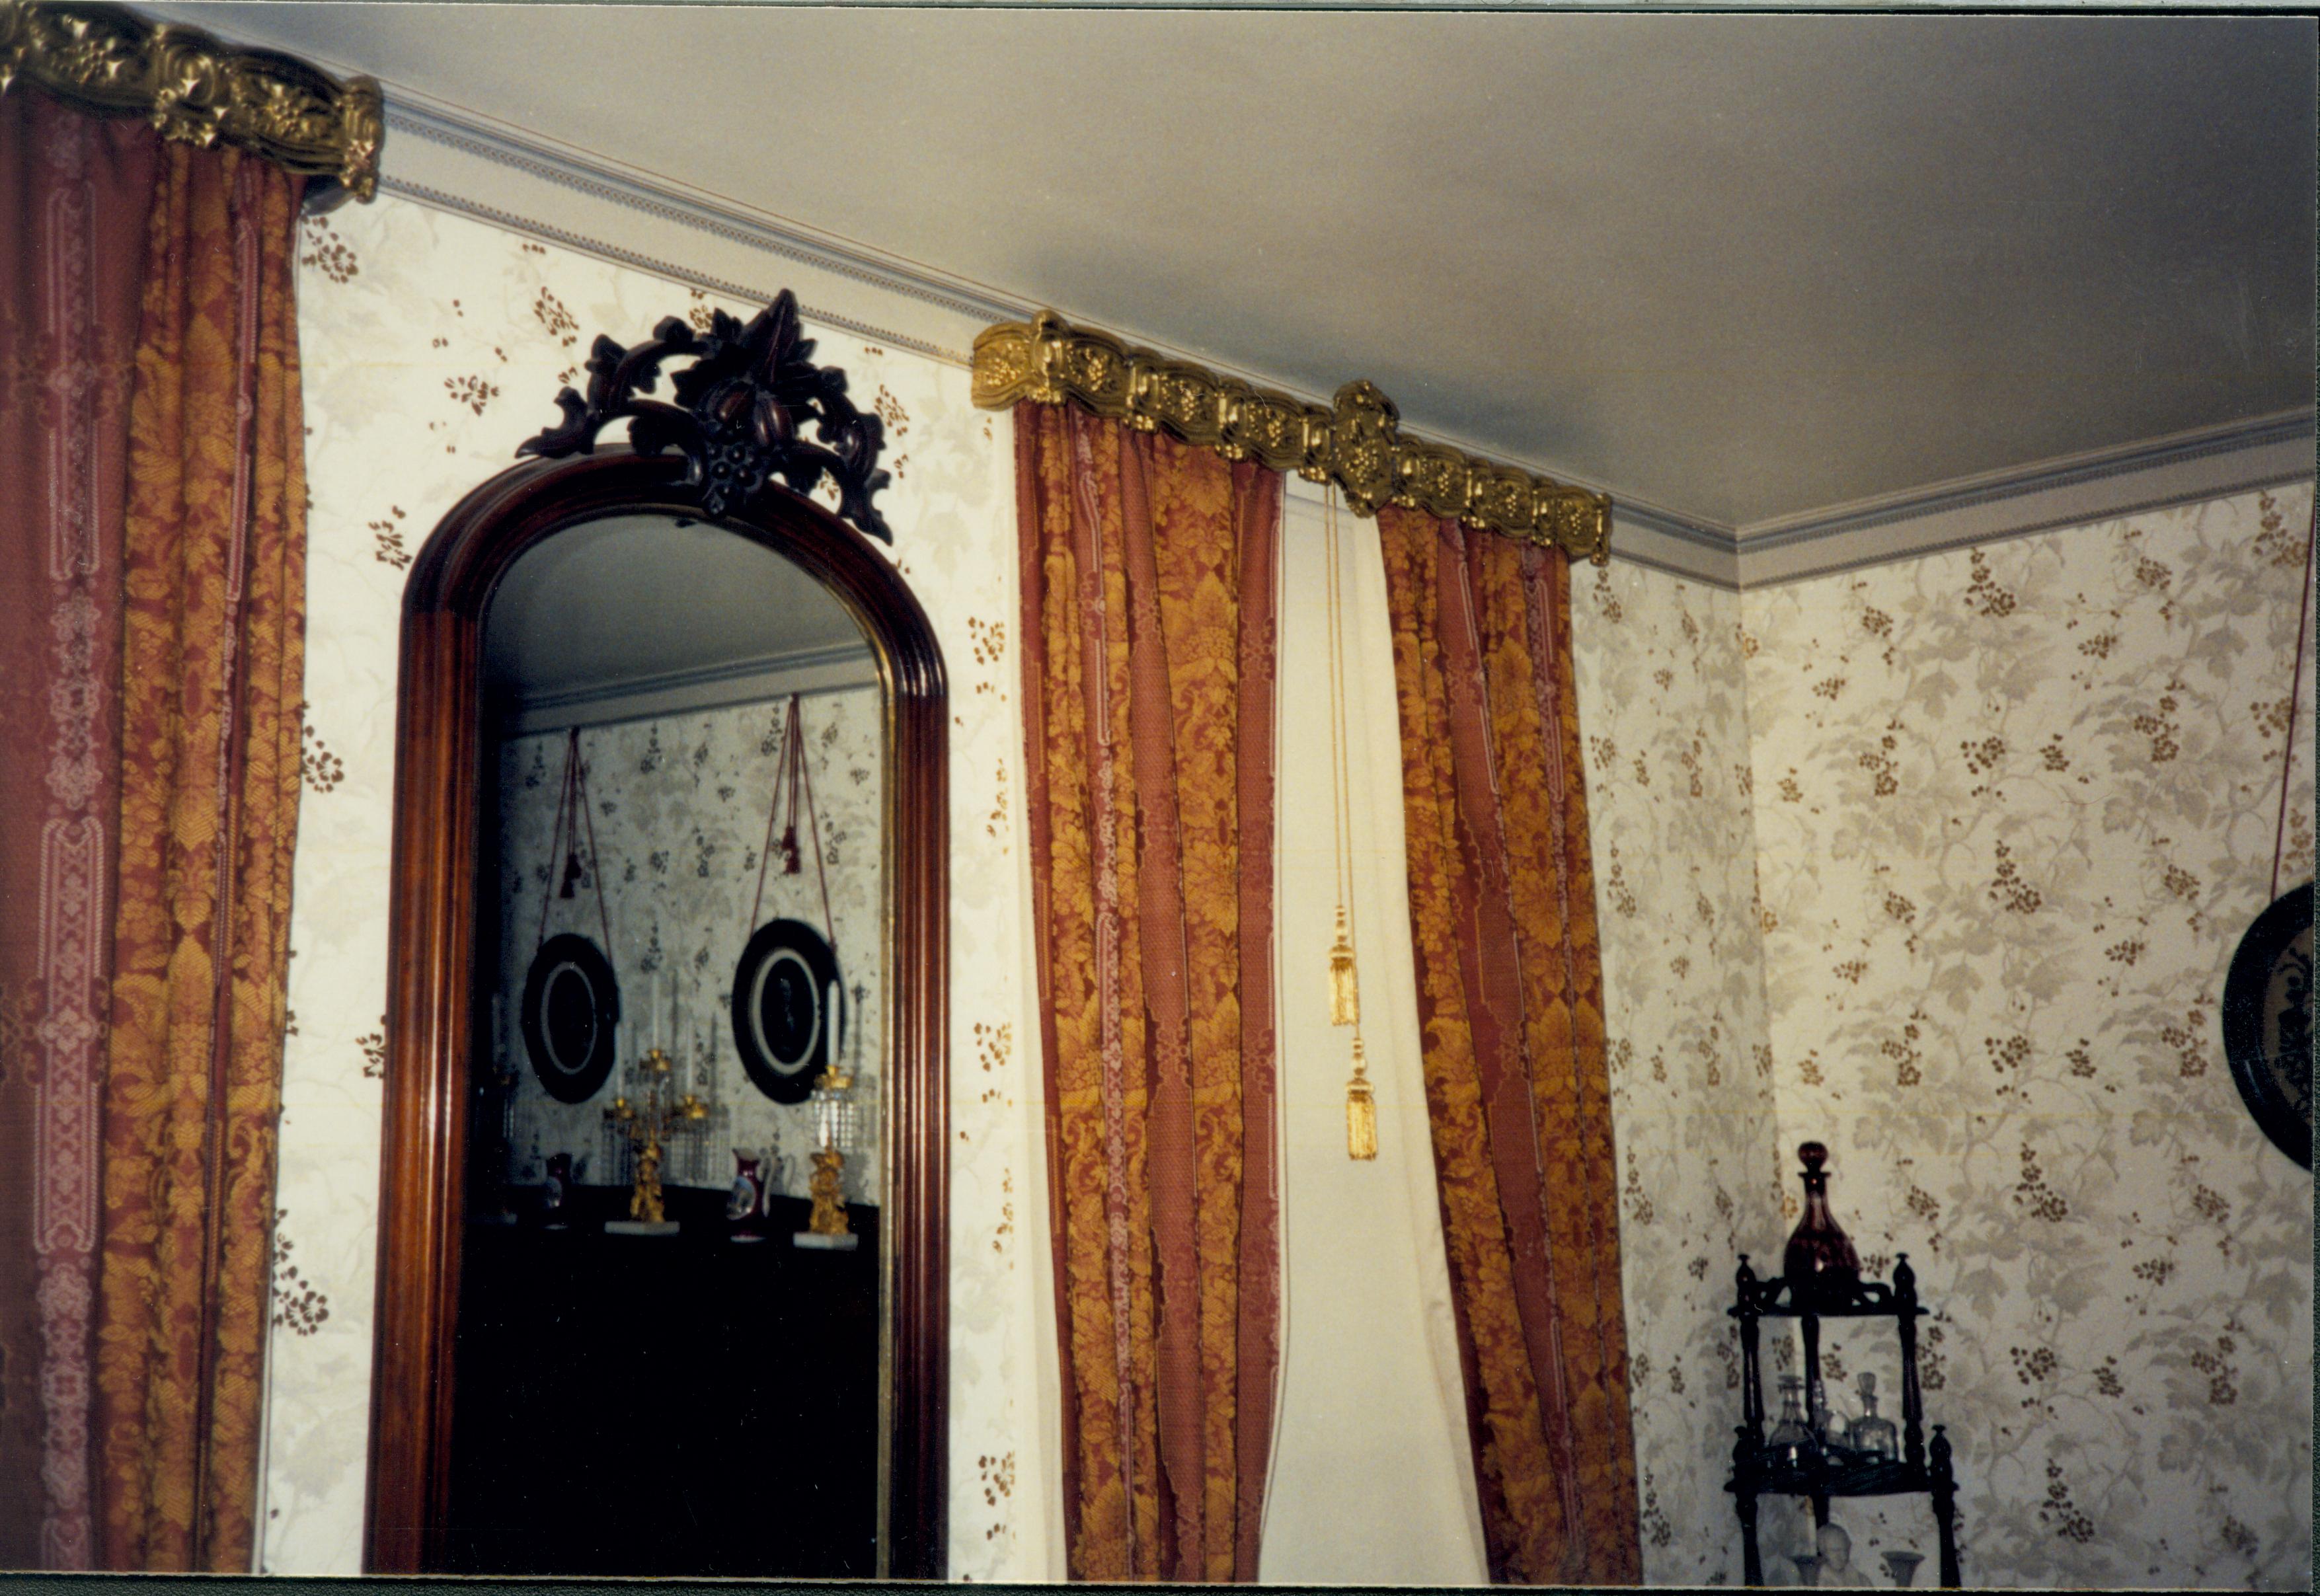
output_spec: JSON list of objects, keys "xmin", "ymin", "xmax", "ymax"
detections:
[{"xmin": 1741, "ymin": 484, "xmax": 2315, "ymax": 1589}]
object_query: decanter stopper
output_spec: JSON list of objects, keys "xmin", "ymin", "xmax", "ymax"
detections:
[{"xmin": 1783, "ymin": 1141, "xmax": 1861, "ymax": 1307}]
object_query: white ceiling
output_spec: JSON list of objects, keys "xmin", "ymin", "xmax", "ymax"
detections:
[
  {"xmin": 176, "ymin": 5, "xmax": 2313, "ymax": 527},
  {"xmin": 483, "ymin": 515, "xmax": 867, "ymax": 706}
]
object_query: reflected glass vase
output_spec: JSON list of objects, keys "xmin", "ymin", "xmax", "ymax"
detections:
[
  {"xmin": 1880, "ymin": 1549, "xmax": 1924, "ymax": 1587},
  {"xmin": 1767, "ymin": 1375, "xmax": 1820, "ymax": 1472},
  {"xmin": 1851, "ymin": 1372, "xmax": 1899, "ymax": 1463},
  {"xmin": 1783, "ymin": 1141, "xmax": 1861, "ymax": 1308},
  {"xmin": 727, "ymin": 1149, "xmax": 767, "ymax": 1242}
]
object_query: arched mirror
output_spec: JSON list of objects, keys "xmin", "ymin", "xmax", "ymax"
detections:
[{"xmin": 365, "ymin": 295, "xmax": 947, "ymax": 1578}]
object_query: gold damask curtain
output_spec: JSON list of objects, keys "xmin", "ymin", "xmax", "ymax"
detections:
[
  {"xmin": 1, "ymin": 79, "xmax": 308, "ymax": 1570},
  {"xmin": 94, "ymin": 135, "xmax": 309, "ymax": 1573},
  {"xmin": 1016, "ymin": 401, "xmax": 1284, "ymax": 1581},
  {"xmin": 1375, "ymin": 506, "xmax": 1639, "ymax": 1585}
]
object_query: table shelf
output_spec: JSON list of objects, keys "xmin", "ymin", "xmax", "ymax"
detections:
[{"xmin": 1723, "ymin": 1252, "xmax": 1960, "ymax": 1587}]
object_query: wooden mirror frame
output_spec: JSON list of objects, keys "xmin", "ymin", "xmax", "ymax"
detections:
[{"xmin": 363, "ymin": 446, "xmax": 948, "ymax": 1577}]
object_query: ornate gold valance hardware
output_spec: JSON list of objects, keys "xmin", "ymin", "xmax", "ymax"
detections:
[
  {"xmin": 0, "ymin": 0, "xmax": 382, "ymax": 206},
  {"xmin": 973, "ymin": 310, "xmax": 1611, "ymax": 562}
]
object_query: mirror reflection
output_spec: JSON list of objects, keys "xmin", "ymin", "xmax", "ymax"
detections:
[{"xmin": 444, "ymin": 512, "xmax": 886, "ymax": 1577}]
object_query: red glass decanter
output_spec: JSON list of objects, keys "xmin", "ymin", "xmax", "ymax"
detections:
[{"xmin": 1783, "ymin": 1141, "xmax": 1860, "ymax": 1306}]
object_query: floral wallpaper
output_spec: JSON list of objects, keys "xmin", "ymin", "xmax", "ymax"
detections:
[
  {"xmin": 1740, "ymin": 484, "xmax": 2315, "ymax": 1590},
  {"xmin": 269, "ymin": 198, "xmax": 1053, "ymax": 1578},
  {"xmin": 492, "ymin": 689, "xmax": 885, "ymax": 1207},
  {"xmin": 1567, "ymin": 564, "xmax": 1791, "ymax": 1587}
]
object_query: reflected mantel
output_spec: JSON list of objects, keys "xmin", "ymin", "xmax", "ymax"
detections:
[
  {"xmin": 0, "ymin": 0, "xmax": 382, "ymax": 206},
  {"xmin": 973, "ymin": 310, "xmax": 1611, "ymax": 563}
]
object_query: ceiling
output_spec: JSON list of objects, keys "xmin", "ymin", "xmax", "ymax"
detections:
[
  {"xmin": 175, "ymin": 5, "xmax": 2313, "ymax": 527},
  {"xmin": 483, "ymin": 515, "xmax": 867, "ymax": 704}
]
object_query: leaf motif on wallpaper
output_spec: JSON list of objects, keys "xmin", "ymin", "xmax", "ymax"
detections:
[
  {"xmin": 297, "ymin": 216, "xmax": 358, "ymax": 285},
  {"xmin": 532, "ymin": 286, "xmax": 578, "ymax": 348},
  {"xmin": 299, "ymin": 725, "xmax": 345, "ymax": 793},
  {"xmin": 444, "ymin": 374, "xmax": 500, "ymax": 416},
  {"xmin": 270, "ymin": 1212, "xmax": 332, "ymax": 1338},
  {"xmin": 367, "ymin": 504, "xmax": 410, "ymax": 570}
]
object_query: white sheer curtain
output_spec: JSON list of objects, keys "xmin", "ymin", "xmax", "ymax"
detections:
[{"xmin": 1257, "ymin": 478, "xmax": 1487, "ymax": 1583}]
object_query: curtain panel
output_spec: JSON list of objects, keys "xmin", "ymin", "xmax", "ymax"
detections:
[
  {"xmin": 0, "ymin": 87, "xmax": 158, "ymax": 1572},
  {"xmin": 0, "ymin": 83, "xmax": 310, "ymax": 1572},
  {"xmin": 1375, "ymin": 506, "xmax": 1640, "ymax": 1585},
  {"xmin": 95, "ymin": 135, "xmax": 310, "ymax": 1574},
  {"xmin": 1015, "ymin": 402, "xmax": 1284, "ymax": 1581}
]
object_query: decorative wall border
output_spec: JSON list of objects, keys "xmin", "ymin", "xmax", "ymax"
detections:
[
  {"xmin": 0, "ymin": 0, "xmax": 381, "ymax": 204},
  {"xmin": 974, "ymin": 311, "xmax": 1614, "ymax": 563}
]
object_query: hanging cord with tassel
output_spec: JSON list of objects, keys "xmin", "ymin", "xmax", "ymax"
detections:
[
  {"xmin": 2270, "ymin": 499, "xmax": 2315, "ymax": 903},
  {"xmin": 537, "ymin": 726, "xmax": 616, "ymax": 968},
  {"xmin": 1324, "ymin": 485, "xmax": 1377, "ymax": 1160},
  {"xmin": 748, "ymin": 694, "xmax": 845, "ymax": 1041}
]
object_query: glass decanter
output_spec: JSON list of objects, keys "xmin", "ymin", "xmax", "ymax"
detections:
[
  {"xmin": 1783, "ymin": 1141, "xmax": 1861, "ymax": 1307},
  {"xmin": 1767, "ymin": 1375, "xmax": 1820, "ymax": 1471},
  {"xmin": 1850, "ymin": 1371, "xmax": 1899, "ymax": 1463},
  {"xmin": 1812, "ymin": 1374, "xmax": 1849, "ymax": 1454}
]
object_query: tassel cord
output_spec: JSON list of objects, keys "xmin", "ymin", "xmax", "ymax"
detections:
[{"xmin": 1323, "ymin": 486, "xmax": 1377, "ymax": 1159}]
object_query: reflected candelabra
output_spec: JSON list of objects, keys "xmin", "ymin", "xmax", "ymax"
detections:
[{"xmin": 603, "ymin": 1045, "xmax": 707, "ymax": 1224}]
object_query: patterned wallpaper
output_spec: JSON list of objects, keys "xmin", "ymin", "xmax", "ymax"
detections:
[
  {"xmin": 492, "ymin": 690, "xmax": 884, "ymax": 1207},
  {"xmin": 1568, "ymin": 564, "xmax": 1792, "ymax": 1586},
  {"xmin": 1740, "ymin": 484, "xmax": 2315, "ymax": 1589},
  {"xmin": 270, "ymin": 198, "xmax": 1055, "ymax": 1577}
]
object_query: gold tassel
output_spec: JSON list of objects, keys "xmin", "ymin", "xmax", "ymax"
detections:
[
  {"xmin": 1346, "ymin": 1034, "xmax": 1378, "ymax": 1161},
  {"xmin": 1328, "ymin": 904, "xmax": 1360, "ymax": 1027}
]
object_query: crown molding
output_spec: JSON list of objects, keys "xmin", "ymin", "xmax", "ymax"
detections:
[
  {"xmin": 1606, "ymin": 498, "xmax": 1740, "ymax": 589},
  {"xmin": 498, "ymin": 641, "xmax": 878, "ymax": 738},
  {"xmin": 1734, "ymin": 408, "xmax": 2315, "ymax": 588}
]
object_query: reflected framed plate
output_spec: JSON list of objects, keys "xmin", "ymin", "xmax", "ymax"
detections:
[
  {"xmin": 520, "ymin": 933, "xmax": 621, "ymax": 1104},
  {"xmin": 2220, "ymin": 880, "xmax": 2312, "ymax": 1170},
  {"xmin": 732, "ymin": 918, "xmax": 843, "ymax": 1104}
]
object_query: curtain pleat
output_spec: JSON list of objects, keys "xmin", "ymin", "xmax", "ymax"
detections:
[
  {"xmin": 1017, "ymin": 402, "xmax": 1282, "ymax": 1581},
  {"xmin": 0, "ymin": 88, "xmax": 160, "ymax": 1572},
  {"xmin": 1376, "ymin": 506, "xmax": 1639, "ymax": 1585},
  {"xmin": 95, "ymin": 141, "xmax": 308, "ymax": 1573}
]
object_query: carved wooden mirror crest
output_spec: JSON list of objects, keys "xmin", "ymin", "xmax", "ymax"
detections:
[
  {"xmin": 520, "ymin": 291, "xmax": 894, "ymax": 540},
  {"xmin": 366, "ymin": 290, "xmax": 946, "ymax": 1579}
]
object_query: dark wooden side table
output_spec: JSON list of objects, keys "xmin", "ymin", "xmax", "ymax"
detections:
[
  {"xmin": 442, "ymin": 1184, "xmax": 881, "ymax": 1577},
  {"xmin": 1724, "ymin": 1253, "xmax": 1960, "ymax": 1587}
]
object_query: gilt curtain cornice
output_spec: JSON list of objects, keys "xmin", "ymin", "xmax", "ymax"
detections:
[
  {"xmin": 975, "ymin": 311, "xmax": 1611, "ymax": 564},
  {"xmin": 0, "ymin": 0, "xmax": 381, "ymax": 206}
]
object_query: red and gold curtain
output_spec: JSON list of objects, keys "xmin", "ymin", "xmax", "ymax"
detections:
[
  {"xmin": 0, "ymin": 86, "xmax": 158, "ymax": 1572},
  {"xmin": 1017, "ymin": 402, "xmax": 1283, "ymax": 1581},
  {"xmin": 1376, "ymin": 506, "xmax": 1639, "ymax": 1585},
  {"xmin": 95, "ymin": 135, "xmax": 309, "ymax": 1574},
  {"xmin": 0, "ymin": 83, "xmax": 309, "ymax": 1572}
]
